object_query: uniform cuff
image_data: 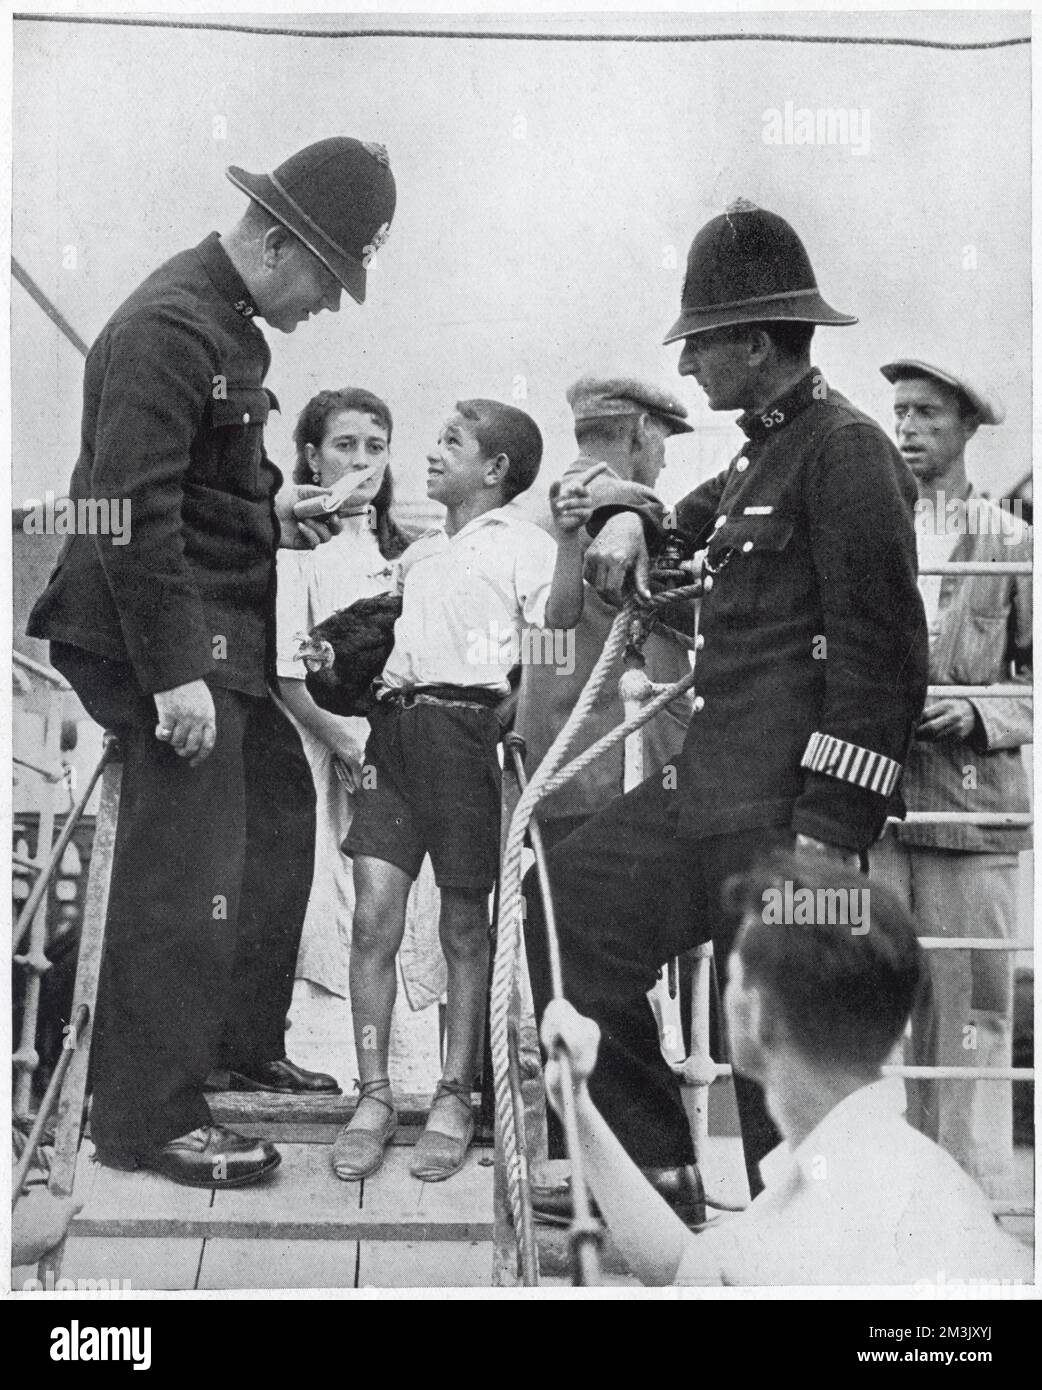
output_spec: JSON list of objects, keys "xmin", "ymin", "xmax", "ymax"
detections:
[{"xmin": 800, "ymin": 731, "xmax": 901, "ymax": 797}]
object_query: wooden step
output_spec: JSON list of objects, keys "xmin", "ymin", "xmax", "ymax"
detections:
[{"xmin": 207, "ymin": 1089, "xmax": 495, "ymax": 1145}]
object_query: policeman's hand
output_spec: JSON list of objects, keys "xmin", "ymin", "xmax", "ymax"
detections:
[
  {"xmin": 583, "ymin": 511, "xmax": 651, "ymax": 603},
  {"xmin": 794, "ymin": 833, "xmax": 860, "ymax": 872},
  {"xmin": 275, "ymin": 483, "xmax": 340, "ymax": 550},
  {"xmin": 916, "ymin": 698, "xmax": 977, "ymax": 742},
  {"xmin": 541, "ymin": 999, "xmax": 601, "ymax": 1118},
  {"xmin": 154, "ymin": 680, "xmax": 216, "ymax": 766}
]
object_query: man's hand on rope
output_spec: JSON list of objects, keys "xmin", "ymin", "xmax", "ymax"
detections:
[
  {"xmin": 274, "ymin": 483, "xmax": 342, "ymax": 550},
  {"xmin": 583, "ymin": 511, "xmax": 651, "ymax": 603},
  {"xmin": 540, "ymin": 999, "xmax": 601, "ymax": 1117}
]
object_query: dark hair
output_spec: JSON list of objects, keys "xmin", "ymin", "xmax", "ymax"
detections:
[
  {"xmin": 292, "ymin": 388, "xmax": 411, "ymax": 559},
  {"xmin": 726, "ymin": 852, "xmax": 924, "ymax": 1075},
  {"xmin": 714, "ymin": 320, "xmax": 815, "ymax": 360},
  {"xmin": 889, "ymin": 369, "xmax": 979, "ymax": 422},
  {"xmin": 455, "ymin": 399, "xmax": 543, "ymax": 501}
]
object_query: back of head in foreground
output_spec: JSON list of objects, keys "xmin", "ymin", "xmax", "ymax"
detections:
[{"xmin": 726, "ymin": 852, "xmax": 923, "ymax": 1082}]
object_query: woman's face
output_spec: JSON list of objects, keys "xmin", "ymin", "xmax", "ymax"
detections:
[{"xmin": 306, "ymin": 408, "xmax": 390, "ymax": 507}]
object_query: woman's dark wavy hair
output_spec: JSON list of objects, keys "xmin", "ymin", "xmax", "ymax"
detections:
[{"xmin": 292, "ymin": 387, "xmax": 413, "ymax": 560}]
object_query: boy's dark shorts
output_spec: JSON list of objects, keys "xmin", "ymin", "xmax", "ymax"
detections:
[{"xmin": 344, "ymin": 693, "xmax": 502, "ymax": 894}]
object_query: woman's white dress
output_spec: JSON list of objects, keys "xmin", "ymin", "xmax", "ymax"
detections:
[{"xmin": 275, "ymin": 514, "xmax": 444, "ymax": 1010}]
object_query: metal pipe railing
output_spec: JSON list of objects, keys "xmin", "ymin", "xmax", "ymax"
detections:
[
  {"xmin": 11, "ymin": 1005, "xmax": 89, "ymax": 1208},
  {"xmin": 896, "ymin": 812, "xmax": 1031, "ymax": 826},
  {"xmin": 38, "ymin": 747, "xmax": 123, "ymax": 1287},
  {"xmin": 13, "ymin": 689, "xmax": 63, "ymax": 1112},
  {"xmin": 12, "ymin": 649, "xmax": 71, "ymax": 688},
  {"xmin": 926, "ymin": 685, "xmax": 1030, "ymax": 698},
  {"xmin": 918, "ymin": 561, "xmax": 1031, "ymax": 575},
  {"xmin": 13, "ymin": 733, "xmax": 119, "ymax": 956}
]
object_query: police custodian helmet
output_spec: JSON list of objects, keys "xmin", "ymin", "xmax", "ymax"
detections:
[
  {"xmin": 664, "ymin": 199, "xmax": 857, "ymax": 343},
  {"xmin": 227, "ymin": 137, "xmax": 397, "ymax": 306}
]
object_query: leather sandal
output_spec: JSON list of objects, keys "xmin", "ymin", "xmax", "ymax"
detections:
[
  {"xmin": 332, "ymin": 1079, "xmax": 397, "ymax": 1182},
  {"xmin": 409, "ymin": 1079, "xmax": 475, "ymax": 1183}
]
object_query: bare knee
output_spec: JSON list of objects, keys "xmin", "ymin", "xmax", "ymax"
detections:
[{"xmin": 439, "ymin": 890, "xmax": 489, "ymax": 962}]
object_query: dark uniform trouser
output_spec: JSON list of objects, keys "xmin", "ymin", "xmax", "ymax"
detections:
[
  {"xmin": 51, "ymin": 645, "xmax": 316, "ymax": 1160},
  {"xmin": 524, "ymin": 772, "xmax": 784, "ymax": 1196}
]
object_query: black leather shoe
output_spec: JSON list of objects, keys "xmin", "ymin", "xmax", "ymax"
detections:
[
  {"xmin": 96, "ymin": 1125, "xmax": 281, "ymax": 1189},
  {"xmin": 226, "ymin": 1057, "xmax": 342, "ymax": 1095},
  {"xmin": 531, "ymin": 1163, "xmax": 706, "ymax": 1228}
]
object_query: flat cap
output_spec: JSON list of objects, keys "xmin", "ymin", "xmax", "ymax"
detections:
[
  {"xmin": 880, "ymin": 359, "xmax": 1005, "ymax": 426},
  {"xmin": 566, "ymin": 375, "xmax": 693, "ymax": 434}
]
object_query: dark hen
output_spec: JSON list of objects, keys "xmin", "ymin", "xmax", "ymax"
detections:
[{"xmin": 296, "ymin": 592, "xmax": 402, "ymax": 716}]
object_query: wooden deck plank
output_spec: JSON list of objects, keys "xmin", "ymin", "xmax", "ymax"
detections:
[
  {"xmin": 15, "ymin": 1236, "xmax": 203, "ymax": 1292},
  {"xmin": 357, "ymin": 1240, "xmax": 492, "ymax": 1288},
  {"xmin": 198, "ymin": 1238, "xmax": 359, "ymax": 1290},
  {"xmin": 357, "ymin": 1143, "xmax": 494, "ymax": 1239},
  {"xmin": 73, "ymin": 1142, "xmax": 215, "ymax": 1224},
  {"xmin": 68, "ymin": 1144, "xmax": 489, "ymax": 1241},
  {"xmin": 207, "ymin": 1141, "xmax": 361, "ymax": 1230}
]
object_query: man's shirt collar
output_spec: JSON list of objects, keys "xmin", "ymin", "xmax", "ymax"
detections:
[
  {"xmin": 737, "ymin": 368, "xmax": 827, "ymax": 443},
  {"xmin": 433, "ymin": 506, "xmax": 520, "ymax": 542},
  {"xmin": 196, "ymin": 232, "xmax": 261, "ymax": 322},
  {"xmin": 758, "ymin": 1076, "xmax": 907, "ymax": 1191}
]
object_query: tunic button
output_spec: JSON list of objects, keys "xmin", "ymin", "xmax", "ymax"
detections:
[
  {"xmin": 695, "ymin": 633, "xmax": 705, "ymax": 650},
  {"xmin": 693, "ymin": 696, "xmax": 705, "ymax": 712},
  {"xmin": 736, "ymin": 457, "xmax": 749, "ymax": 472},
  {"xmin": 714, "ymin": 515, "xmax": 727, "ymax": 529},
  {"xmin": 703, "ymin": 576, "xmax": 714, "ymax": 593},
  {"xmin": 742, "ymin": 540, "xmax": 754, "ymax": 552},
  {"xmin": 243, "ymin": 412, "xmax": 251, "ymax": 424}
]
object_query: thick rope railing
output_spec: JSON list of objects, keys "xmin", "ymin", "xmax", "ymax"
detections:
[{"xmin": 489, "ymin": 586, "xmax": 698, "ymax": 1282}]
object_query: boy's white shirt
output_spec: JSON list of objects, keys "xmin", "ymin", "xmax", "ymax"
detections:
[{"xmin": 381, "ymin": 506, "xmax": 559, "ymax": 694}]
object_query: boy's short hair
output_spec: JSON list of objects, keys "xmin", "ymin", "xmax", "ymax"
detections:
[
  {"xmin": 726, "ymin": 852, "xmax": 924, "ymax": 1075},
  {"xmin": 455, "ymin": 399, "xmax": 542, "ymax": 501}
]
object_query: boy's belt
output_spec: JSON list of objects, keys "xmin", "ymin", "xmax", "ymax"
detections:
[{"xmin": 375, "ymin": 683, "xmax": 503, "ymax": 711}]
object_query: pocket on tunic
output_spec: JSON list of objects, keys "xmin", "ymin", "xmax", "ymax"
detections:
[
  {"xmin": 704, "ymin": 514, "xmax": 796, "ymax": 623},
  {"xmin": 208, "ymin": 386, "xmax": 272, "ymax": 498}
]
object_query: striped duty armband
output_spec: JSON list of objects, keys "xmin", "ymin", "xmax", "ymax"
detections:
[{"xmin": 800, "ymin": 732, "xmax": 901, "ymax": 797}]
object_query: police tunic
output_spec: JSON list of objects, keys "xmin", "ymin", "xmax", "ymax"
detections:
[{"xmin": 607, "ymin": 368, "xmax": 929, "ymax": 852}]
